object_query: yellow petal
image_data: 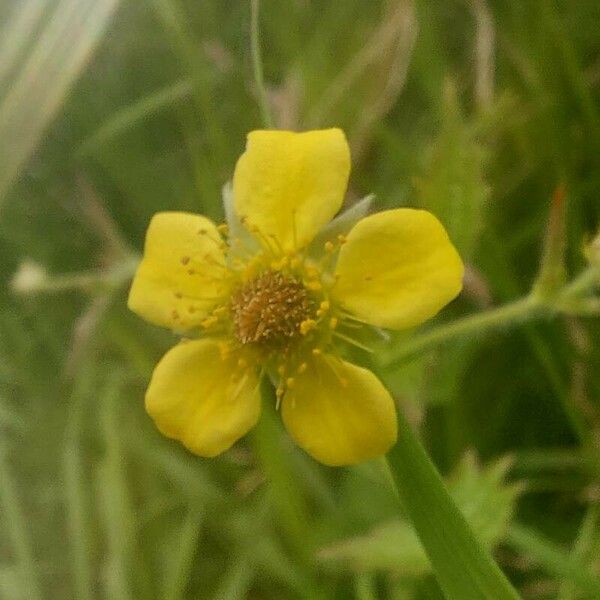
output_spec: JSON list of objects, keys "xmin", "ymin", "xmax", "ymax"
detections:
[
  {"xmin": 233, "ymin": 129, "xmax": 350, "ymax": 252},
  {"xmin": 281, "ymin": 354, "xmax": 397, "ymax": 466},
  {"xmin": 332, "ymin": 209, "xmax": 464, "ymax": 329},
  {"xmin": 145, "ymin": 339, "xmax": 261, "ymax": 457},
  {"xmin": 128, "ymin": 212, "xmax": 231, "ymax": 331}
]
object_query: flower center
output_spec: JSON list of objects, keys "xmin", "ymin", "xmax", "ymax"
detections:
[{"xmin": 230, "ymin": 270, "xmax": 314, "ymax": 345}]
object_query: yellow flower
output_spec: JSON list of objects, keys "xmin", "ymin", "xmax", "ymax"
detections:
[{"xmin": 128, "ymin": 129, "xmax": 463, "ymax": 466}]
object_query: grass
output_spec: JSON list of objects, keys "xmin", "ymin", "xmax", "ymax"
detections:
[{"xmin": 1, "ymin": 0, "xmax": 599, "ymax": 598}]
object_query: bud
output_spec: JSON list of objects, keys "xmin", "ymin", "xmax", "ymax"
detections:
[
  {"xmin": 532, "ymin": 185, "xmax": 567, "ymax": 298},
  {"xmin": 10, "ymin": 260, "xmax": 47, "ymax": 294}
]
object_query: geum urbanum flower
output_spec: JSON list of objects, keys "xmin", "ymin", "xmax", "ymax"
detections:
[{"xmin": 128, "ymin": 129, "xmax": 463, "ymax": 466}]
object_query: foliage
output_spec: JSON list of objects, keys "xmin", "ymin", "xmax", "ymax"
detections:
[{"xmin": 1, "ymin": 1, "xmax": 600, "ymax": 598}]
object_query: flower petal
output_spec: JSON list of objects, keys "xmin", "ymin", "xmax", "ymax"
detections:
[
  {"xmin": 281, "ymin": 354, "xmax": 397, "ymax": 466},
  {"xmin": 332, "ymin": 209, "xmax": 464, "ymax": 329},
  {"xmin": 233, "ymin": 129, "xmax": 350, "ymax": 252},
  {"xmin": 128, "ymin": 212, "xmax": 231, "ymax": 331},
  {"xmin": 145, "ymin": 339, "xmax": 261, "ymax": 457}
]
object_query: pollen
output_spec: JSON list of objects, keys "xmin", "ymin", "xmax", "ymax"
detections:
[{"xmin": 230, "ymin": 270, "xmax": 315, "ymax": 345}]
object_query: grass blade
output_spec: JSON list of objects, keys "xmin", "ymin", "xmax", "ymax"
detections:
[
  {"xmin": 386, "ymin": 409, "xmax": 520, "ymax": 599},
  {"xmin": 0, "ymin": 437, "xmax": 42, "ymax": 600},
  {"xmin": 163, "ymin": 507, "xmax": 202, "ymax": 600},
  {"xmin": 0, "ymin": 0, "xmax": 120, "ymax": 204},
  {"xmin": 76, "ymin": 79, "xmax": 194, "ymax": 158},
  {"xmin": 63, "ymin": 364, "xmax": 95, "ymax": 600}
]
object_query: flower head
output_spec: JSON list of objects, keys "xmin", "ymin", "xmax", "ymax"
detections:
[{"xmin": 128, "ymin": 129, "xmax": 463, "ymax": 466}]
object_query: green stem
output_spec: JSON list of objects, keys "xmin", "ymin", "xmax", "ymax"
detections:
[
  {"xmin": 386, "ymin": 410, "xmax": 521, "ymax": 599},
  {"xmin": 387, "ymin": 295, "xmax": 541, "ymax": 368},
  {"xmin": 250, "ymin": 0, "xmax": 273, "ymax": 128},
  {"xmin": 12, "ymin": 255, "xmax": 138, "ymax": 296},
  {"xmin": 558, "ymin": 265, "xmax": 600, "ymax": 301}
]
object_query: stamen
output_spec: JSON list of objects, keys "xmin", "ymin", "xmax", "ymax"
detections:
[
  {"xmin": 322, "ymin": 354, "xmax": 349, "ymax": 388},
  {"xmin": 201, "ymin": 316, "xmax": 219, "ymax": 329},
  {"xmin": 332, "ymin": 330, "xmax": 374, "ymax": 353},
  {"xmin": 197, "ymin": 228, "xmax": 229, "ymax": 254},
  {"xmin": 300, "ymin": 319, "xmax": 317, "ymax": 335},
  {"xmin": 230, "ymin": 270, "xmax": 315, "ymax": 346},
  {"xmin": 240, "ymin": 216, "xmax": 279, "ymax": 255}
]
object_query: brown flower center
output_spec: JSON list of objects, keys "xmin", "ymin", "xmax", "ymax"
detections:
[{"xmin": 230, "ymin": 270, "xmax": 314, "ymax": 345}]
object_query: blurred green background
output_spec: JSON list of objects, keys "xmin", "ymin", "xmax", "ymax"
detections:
[{"xmin": 1, "ymin": 0, "xmax": 599, "ymax": 598}]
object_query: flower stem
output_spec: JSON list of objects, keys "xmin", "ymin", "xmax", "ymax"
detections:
[
  {"xmin": 386, "ymin": 295, "xmax": 542, "ymax": 368},
  {"xmin": 250, "ymin": 0, "xmax": 273, "ymax": 129},
  {"xmin": 11, "ymin": 255, "xmax": 139, "ymax": 296}
]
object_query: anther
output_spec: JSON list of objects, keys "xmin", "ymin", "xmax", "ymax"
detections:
[
  {"xmin": 300, "ymin": 319, "xmax": 317, "ymax": 335},
  {"xmin": 270, "ymin": 256, "xmax": 289, "ymax": 270}
]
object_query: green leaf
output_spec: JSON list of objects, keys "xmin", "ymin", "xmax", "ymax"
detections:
[
  {"xmin": 319, "ymin": 519, "xmax": 429, "ymax": 575},
  {"xmin": 507, "ymin": 523, "xmax": 600, "ymax": 597},
  {"xmin": 386, "ymin": 410, "xmax": 521, "ymax": 600}
]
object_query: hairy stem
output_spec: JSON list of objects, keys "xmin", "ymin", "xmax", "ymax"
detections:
[{"xmin": 387, "ymin": 295, "xmax": 542, "ymax": 368}]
